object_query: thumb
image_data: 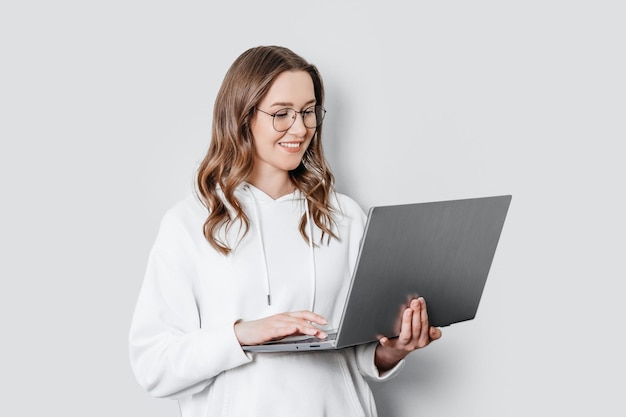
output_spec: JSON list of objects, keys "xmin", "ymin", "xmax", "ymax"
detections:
[{"xmin": 429, "ymin": 327, "xmax": 442, "ymax": 340}]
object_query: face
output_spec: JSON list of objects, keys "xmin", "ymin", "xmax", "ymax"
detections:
[{"xmin": 249, "ymin": 70, "xmax": 317, "ymax": 179}]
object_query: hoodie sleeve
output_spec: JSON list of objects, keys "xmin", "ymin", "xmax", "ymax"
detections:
[
  {"xmin": 355, "ymin": 342, "xmax": 406, "ymax": 381},
  {"xmin": 128, "ymin": 212, "xmax": 252, "ymax": 399}
]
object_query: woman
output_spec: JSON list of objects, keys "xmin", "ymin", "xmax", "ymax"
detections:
[{"xmin": 129, "ymin": 45, "xmax": 441, "ymax": 417}]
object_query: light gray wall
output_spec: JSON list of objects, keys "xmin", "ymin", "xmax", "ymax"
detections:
[{"xmin": 1, "ymin": 1, "xmax": 624, "ymax": 416}]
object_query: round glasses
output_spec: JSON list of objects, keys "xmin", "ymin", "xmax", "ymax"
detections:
[{"xmin": 256, "ymin": 105, "xmax": 326, "ymax": 132}]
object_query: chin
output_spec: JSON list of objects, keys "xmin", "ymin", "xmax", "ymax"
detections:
[{"xmin": 284, "ymin": 163, "xmax": 303, "ymax": 172}]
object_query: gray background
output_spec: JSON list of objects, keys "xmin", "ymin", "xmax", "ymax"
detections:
[{"xmin": 1, "ymin": 1, "xmax": 624, "ymax": 416}]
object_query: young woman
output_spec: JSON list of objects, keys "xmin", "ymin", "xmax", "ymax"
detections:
[{"xmin": 129, "ymin": 45, "xmax": 441, "ymax": 417}]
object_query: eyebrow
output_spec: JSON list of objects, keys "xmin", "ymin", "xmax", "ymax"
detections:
[{"xmin": 269, "ymin": 99, "xmax": 317, "ymax": 108}]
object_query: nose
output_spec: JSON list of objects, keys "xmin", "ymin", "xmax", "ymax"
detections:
[{"xmin": 288, "ymin": 112, "xmax": 308, "ymax": 136}]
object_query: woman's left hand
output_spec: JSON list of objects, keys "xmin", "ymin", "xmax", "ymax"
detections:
[{"xmin": 374, "ymin": 297, "xmax": 442, "ymax": 373}]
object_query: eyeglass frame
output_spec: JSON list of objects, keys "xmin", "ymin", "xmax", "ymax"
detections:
[{"xmin": 255, "ymin": 105, "xmax": 326, "ymax": 132}]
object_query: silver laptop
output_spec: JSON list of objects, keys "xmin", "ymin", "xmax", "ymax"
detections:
[{"xmin": 243, "ymin": 195, "xmax": 512, "ymax": 352}]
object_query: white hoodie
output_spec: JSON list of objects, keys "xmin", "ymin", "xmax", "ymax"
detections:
[{"xmin": 129, "ymin": 184, "xmax": 404, "ymax": 417}]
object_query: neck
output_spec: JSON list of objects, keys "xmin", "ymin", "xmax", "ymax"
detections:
[{"xmin": 246, "ymin": 174, "xmax": 295, "ymax": 200}]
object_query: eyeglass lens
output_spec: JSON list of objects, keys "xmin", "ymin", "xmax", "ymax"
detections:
[{"xmin": 273, "ymin": 105, "xmax": 325, "ymax": 132}]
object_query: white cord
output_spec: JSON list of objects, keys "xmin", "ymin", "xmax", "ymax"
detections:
[
  {"xmin": 246, "ymin": 185, "xmax": 272, "ymax": 306},
  {"xmin": 304, "ymin": 196, "xmax": 317, "ymax": 312}
]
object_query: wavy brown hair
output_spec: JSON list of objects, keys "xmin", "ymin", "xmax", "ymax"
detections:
[{"xmin": 196, "ymin": 45, "xmax": 338, "ymax": 255}]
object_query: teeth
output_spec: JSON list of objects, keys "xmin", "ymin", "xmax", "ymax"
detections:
[{"xmin": 280, "ymin": 143, "xmax": 300, "ymax": 148}]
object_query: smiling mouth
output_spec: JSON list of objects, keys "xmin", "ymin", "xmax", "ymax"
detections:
[{"xmin": 279, "ymin": 142, "xmax": 301, "ymax": 148}]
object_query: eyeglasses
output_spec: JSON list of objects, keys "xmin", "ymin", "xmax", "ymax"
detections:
[{"xmin": 256, "ymin": 105, "xmax": 326, "ymax": 132}]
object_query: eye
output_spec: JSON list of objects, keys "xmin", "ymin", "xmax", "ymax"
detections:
[
  {"xmin": 302, "ymin": 106, "xmax": 316, "ymax": 116},
  {"xmin": 274, "ymin": 109, "xmax": 291, "ymax": 119}
]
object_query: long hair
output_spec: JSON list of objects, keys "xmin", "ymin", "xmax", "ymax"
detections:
[{"xmin": 196, "ymin": 45, "xmax": 337, "ymax": 255}]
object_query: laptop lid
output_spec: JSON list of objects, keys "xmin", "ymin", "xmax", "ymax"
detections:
[{"xmin": 333, "ymin": 194, "xmax": 512, "ymax": 349}]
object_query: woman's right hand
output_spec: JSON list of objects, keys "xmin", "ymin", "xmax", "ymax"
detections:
[{"xmin": 234, "ymin": 311, "xmax": 328, "ymax": 346}]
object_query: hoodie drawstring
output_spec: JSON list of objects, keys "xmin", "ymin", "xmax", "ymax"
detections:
[{"xmin": 304, "ymin": 198, "xmax": 317, "ymax": 312}]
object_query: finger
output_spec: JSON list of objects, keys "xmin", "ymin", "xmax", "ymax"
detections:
[
  {"xmin": 300, "ymin": 325, "xmax": 327, "ymax": 338},
  {"xmin": 287, "ymin": 310, "xmax": 328, "ymax": 326},
  {"xmin": 410, "ymin": 299, "xmax": 422, "ymax": 337},
  {"xmin": 411, "ymin": 298, "xmax": 429, "ymax": 346},
  {"xmin": 419, "ymin": 298, "xmax": 432, "ymax": 344},
  {"xmin": 398, "ymin": 307, "xmax": 414, "ymax": 345},
  {"xmin": 266, "ymin": 318, "xmax": 322, "ymax": 339},
  {"xmin": 279, "ymin": 315, "xmax": 327, "ymax": 338}
]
